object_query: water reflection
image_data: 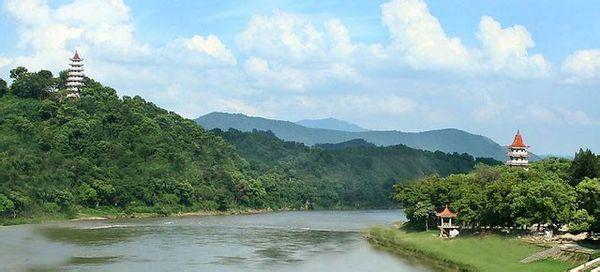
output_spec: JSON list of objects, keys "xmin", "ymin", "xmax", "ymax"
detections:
[{"xmin": 0, "ymin": 210, "xmax": 429, "ymax": 272}]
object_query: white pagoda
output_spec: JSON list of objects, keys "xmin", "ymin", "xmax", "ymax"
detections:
[
  {"xmin": 66, "ymin": 51, "xmax": 84, "ymax": 98},
  {"xmin": 506, "ymin": 130, "xmax": 529, "ymax": 167}
]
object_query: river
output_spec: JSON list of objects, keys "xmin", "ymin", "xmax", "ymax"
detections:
[{"xmin": 0, "ymin": 210, "xmax": 430, "ymax": 271}]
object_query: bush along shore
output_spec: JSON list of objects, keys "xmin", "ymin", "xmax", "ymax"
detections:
[{"xmin": 365, "ymin": 226, "xmax": 581, "ymax": 272}]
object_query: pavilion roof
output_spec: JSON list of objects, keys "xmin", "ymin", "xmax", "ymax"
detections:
[
  {"xmin": 509, "ymin": 130, "xmax": 527, "ymax": 148},
  {"xmin": 436, "ymin": 204, "xmax": 457, "ymax": 218},
  {"xmin": 71, "ymin": 51, "xmax": 82, "ymax": 61}
]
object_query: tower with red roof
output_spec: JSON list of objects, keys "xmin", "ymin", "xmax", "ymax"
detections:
[
  {"xmin": 506, "ymin": 130, "xmax": 529, "ymax": 167},
  {"xmin": 66, "ymin": 50, "xmax": 84, "ymax": 99}
]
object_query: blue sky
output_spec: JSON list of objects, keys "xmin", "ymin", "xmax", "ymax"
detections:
[{"xmin": 0, "ymin": 0, "xmax": 599, "ymax": 156}]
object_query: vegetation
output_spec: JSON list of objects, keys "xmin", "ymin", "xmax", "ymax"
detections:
[
  {"xmin": 395, "ymin": 151, "xmax": 600, "ymax": 232},
  {"xmin": 0, "ymin": 66, "xmax": 491, "ymax": 224},
  {"xmin": 366, "ymin": 226, "xmax": 576, "ymax": 272},
  {"xmin": 214, "ymin": 129, "xmax": 495, "ymax": 208},
  {"xmin": 196, "ymin": 112, "xmax": 524, "ymax": 161}
]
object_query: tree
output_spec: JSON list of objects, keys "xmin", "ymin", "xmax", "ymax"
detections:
[
  {"xmin": 569, "ymin": 209, "xmax": 594, "ymax": 233},
  {"xmin": 0, "ymin": 194, "xmax": 15, "ymax": 216},
  {"xmin": 413, "ymin": 200, "xmax": 434, "ymax": 230},
  {"xmin": 508, "ymin": 177, "xmax": 576, "ymax": 230},
  {"xmin": 78, "ymin": 183, "xmax": 99, "ymax": 207},
  {"xmin": 9, "ymin": 66, "xmax": 27, "ymax": 80},
  {"xmin": 0, "ymin": 78, "xmax": 7, "ymax": 97},
  {"xmin": 9, "ymin": 69, "xmax": 56, "ymax": 99},
  {"xmin": 576, "ymin": 178, "xmax": 600, "ymax": 231},
  {"xmin": 570, "ymin": 149, "xmax": 599, "ymax": 185}
]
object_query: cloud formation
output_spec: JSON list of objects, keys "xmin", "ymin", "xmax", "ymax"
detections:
[
  {"xmin": 561, "ymin": 49, "xmax": 600, "ymax": 84},
  {"xmin": 381, "ymin": 0, "xmax": 550, "ymax": 77},
  {"xmin": 0, "ymin": 0, "xmax": 598, "ymax": 150}
]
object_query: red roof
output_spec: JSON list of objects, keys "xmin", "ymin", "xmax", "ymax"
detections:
[
  {"xmin": 509, "ymin": 131, "xmax": 527, "ymax": 148},
  {"xmin": 71, "ymin": 51, "xmax": 82, "ymax": 61},
  {"xmin": 436, "ymin": 205, "xmax": 457, "ymax": 218}
]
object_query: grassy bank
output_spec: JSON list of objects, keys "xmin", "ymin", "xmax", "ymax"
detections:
[{"xmin": 365, "ymin": 226, "xmax": 577, "ymax": 272}]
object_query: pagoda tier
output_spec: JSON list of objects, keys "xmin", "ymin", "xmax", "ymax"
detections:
[
  {"xmin": 506, "ymin": 131, "xmax": 529, "ymax": 167},
  {"xmin": 66, "ymin": 50, "xmax": 84, "ymax": 99}
]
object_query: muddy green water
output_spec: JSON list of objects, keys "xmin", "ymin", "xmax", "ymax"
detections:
[{"xmin": 0, "ymin": 210, "xmax": 429, "ymax": 271}]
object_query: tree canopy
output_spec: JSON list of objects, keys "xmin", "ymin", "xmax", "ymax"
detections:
[
  {"xmin": 395, "ymin": 157, "xmax": 600, "ymax": 233},
  {"xmin": 0, "ymin": 67, "xmax": 491, "ymax": 223}
]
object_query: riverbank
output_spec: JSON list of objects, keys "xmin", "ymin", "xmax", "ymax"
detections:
[
  {"xmin": 365, "ymin": 226, "xmax": 580, "ymax": 272},
  {"xmin": 0, "ymin": 206, "xmax": 277, "ymax": 226}
]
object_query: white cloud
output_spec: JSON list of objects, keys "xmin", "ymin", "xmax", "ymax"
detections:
[
  {"xmin": 528, "ymin": 104, "xmax": 558, "ymax": 123},
  {"xmin": 184, "ymin": 35, "xmax": 237, "ymax": 65},
  {"xmin": 477, "ymin": 16, "xmax": 550, "ymax": 77},
  {"xmin": 561, "ymin": 49, "xmax": 600, "ymax": 84},
  {"xmin": 380, "ymin": 0, "xmax": 550, "ymax": 77},
  {"xmin": 237, "ymin": 10, "xmax": 325, "ymax": 62},
  {"xmin": 325, "ymin": 19, "xmax": 355, "ymax": 57},
  {"xmin": 0, "ymin": 58, "xmax": 12, "ymax": 69},
  {"xmin": 528, "ymin": 104, "xmax": 597, "ymax": 125},
  {"xmin": 474, "ymin": 93, "xmax": 508, "ymax": 122},
  {"xmin": 243, "ymin": 57, "xmax": 308, "ymax": 92},
  {"xmin": 381, "ymin": 0, "xmax": 473, "ymax": 70}
]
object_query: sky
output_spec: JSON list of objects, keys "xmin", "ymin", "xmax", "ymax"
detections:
[{"xmin": 0, "ymin": 0, "xmax": 599, "ymax": 156}]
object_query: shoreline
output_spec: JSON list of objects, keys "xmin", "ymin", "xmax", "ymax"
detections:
[
  {"xmin": 73, "ymin": 208, "xmax": 277, "ymax": 222},
  {"xmin": 0, "ymin": 208, "xmax": 279, "ymax": 227},
  {"xmin": 2, "ymin": 206, "xmax": 402, "ymax": 226},
  {"xmin": 365, "ymin": 226, "xmax": 584, "ymax": 272}
]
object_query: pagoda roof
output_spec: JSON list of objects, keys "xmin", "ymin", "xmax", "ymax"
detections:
[
  {"xmin": 71, "ymin": 51, "xmax": 82, "ymax": 61},
  {"xmin": 509, "ymin": 130, "xmax": 527, "ymax": 148},
  {"xmin": 436, "ymin": 204, "xmax": 457, "ymax": 218}
]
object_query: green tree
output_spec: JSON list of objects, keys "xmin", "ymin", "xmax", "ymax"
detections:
[
  {"xmin": 570, "ymin": 149, "xmax": 599, "ymax": 185},
  {"xmin": 508, "ymin": 177, "xmax": 576, "ymax": 230},
  {"xmin": 9, "ymin": 66, "xmax": 27, "ymax": 80},
  {"xmin": 413, "ymin": 200, "xmax": 434, "ymax": 230},
  {"xmin": 576, "ymin": 178, "xmax": 600, "ymax": 231},
  {"xmin": 78, "ymin": 183, "xmax": 99, "ymax": 207},
  {"xmin": 10, "ymin": 69, "xmax": 56, "ymax": 99},
  {"xmin": 0, "ymin": 78, "xmax": 7, "ymax": 97},
  {"xmin": 0, "ymin": 194, "xmax": 15, "ymax": 216},
  {"xmin": 569, "ymin": 209, "xmax": 594, "ymax": 233}
]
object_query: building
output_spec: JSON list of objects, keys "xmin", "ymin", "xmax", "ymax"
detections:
[
  {"xmin": 436, "ymin": 204, "xmax": 459, "ymax": 238},
  {"xmin": 66, "ymin": 51, "xmax": 84, "ymax": 99},
  {"xmin": 506, "ymin": 130, "xmax": 529, "ymax": 167}
]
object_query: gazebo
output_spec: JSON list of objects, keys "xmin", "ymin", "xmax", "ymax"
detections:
[{"xmin": 436, "ymin": 204, "xmax": 459, "ymax": 238}]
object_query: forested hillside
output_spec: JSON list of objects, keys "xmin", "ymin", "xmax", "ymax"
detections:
[
  {"xmin": 0, "ymin": 67, "xmax": 495, "ymax": 224},
  {"xmin": 213, "ymin": 129, "xmax": 497, "ymax": 208},
  {"xmin": 197, "ymin": 112, "xmax": 527, "ymax": 161},
  {"xmin": 0, "ymin": 68, "xmax": 256, "ymax": 222}
]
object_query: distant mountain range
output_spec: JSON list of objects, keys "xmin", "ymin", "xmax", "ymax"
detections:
[
  {"xmin": 296, "ymin": 118, "xmax": 368, "ymax": 132},
  {"xmin": 196, "ymin": 112, "xmax": 537, "ymax": 162}
]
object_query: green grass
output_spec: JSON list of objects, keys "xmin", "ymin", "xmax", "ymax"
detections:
[{"xmin": 366, "ymin": 226, "xmax": 577, "ymax": 272}]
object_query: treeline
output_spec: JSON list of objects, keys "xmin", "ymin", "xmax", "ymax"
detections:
[
  {"xmin": 214, "ymin": 129, "xmax": 499, "ymax": 208},
  {"xmin": 395, "ymin": 150, "xmax": 600, "ymax": 233},
  {"xmin": 0, "ymin": 66, "xmax": 496, "ymax": 223}
]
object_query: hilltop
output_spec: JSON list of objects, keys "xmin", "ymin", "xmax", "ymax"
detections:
[
  {"xmin": 197, "ymin": 112, "xmax": 519, "ymax": 161},
  {"xmin": 296, "ymin": 117, "xmax": 368, "ymax": 132}
]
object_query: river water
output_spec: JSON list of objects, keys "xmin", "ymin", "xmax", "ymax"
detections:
[{"xmin": 0, "ymin": 210, "xmax": 429, "ymax": 272}]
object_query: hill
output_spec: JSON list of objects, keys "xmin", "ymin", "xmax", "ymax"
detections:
[
  {"xmin": 296, "ymin": 117, "xmax": 368, "ymax": 132},
  {"xmin": 213, "ymin": 129, "xmax": 492, "ymax": 208},
  {"xmin": 0, "ymin": 67, "xmax": 491, "ymax": 223},
  {"xmin": 197, "ymin": 112, "xmax": 513, "ymax": 161},
  {"xmin": 315, "ymin": 139, "xmax": 376, "ymax": 150}
]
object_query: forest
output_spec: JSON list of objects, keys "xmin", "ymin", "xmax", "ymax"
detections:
[
  {"xmin": 395, "ymin": 149, "xmax": 600, "ymax": 232},
  {"xmin": 0, "ymin": 67, "xmax": 491, "ymax": 223}
]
